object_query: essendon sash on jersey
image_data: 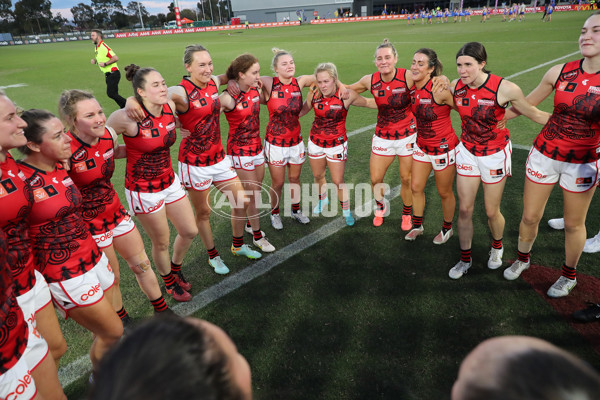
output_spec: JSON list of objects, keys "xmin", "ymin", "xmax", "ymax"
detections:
[
  {"xmin": 534, "ymin": 59, "xmax": 600, "ymax": 163},
  {"xmin": 124, "ymin": 103, "xmax": 177, "ymax": 193},
  {"xmin": 177, "ymin": 77, "xmax": 226, "ymax": 167},
  {"xmin": 68, "ymin": 128, "xmax": 128, "ymax": 235},
  {"xmin": 454, "ymin": 74, "xmax": 509, "ymax": 156},
  {"xmin": 0, "ymin": 154, "xmax": 35, "ymax": 297},
  {"xmin": 310, "ymin": 88, "xmax": 348, "ymax": 148},
  {"xmin": 371, "ymin": 68, "xmax": 416, "ymax": 140},
  {"xmin": 225, "ymin": 87, "xmax": 263, "ymax": 157},
  {"xmin": 266, "ymin": 77, "xmax": 303, "ymax": 147},
  {"xmin": 18, "ymin": 162, "xmax": 103, "ymax": 283},
  {"xmin": 411, "ymin": 79, "xmax": 459, "ymax": 155}
]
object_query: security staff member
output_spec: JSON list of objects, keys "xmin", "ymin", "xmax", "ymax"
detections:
[{"xmin": 91, "ymin": 29, "xmax": 126, "ymax": 108}]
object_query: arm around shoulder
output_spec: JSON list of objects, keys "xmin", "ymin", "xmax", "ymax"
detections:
[{"xmin": 501, "ymin": 80, "xmax": 550, "ymax": 125}]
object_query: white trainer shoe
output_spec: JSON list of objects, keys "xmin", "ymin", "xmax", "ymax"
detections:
[
  {"xmin": 270, "ymin": 214, "xmax": 283, "ymax": 230},
  {"xmin": 503, "ymin": 260, "xmax": 530, "ymax": 280},
  {"xmin": 404, "ymin": 226, "xmax": 424, "ymax": 241},
  {"xmin": 253, "ymin": 235, "xmax": 275, "ymax": 252},
  {"xmin": 244, "ymin": 224, "xmax": 253, "ymax": 234},
  {"xmin": 547, "ymin": 218, "xmax": 565, "ymax": 230},
  {"xmin": 583, "ymin": 231, "xmax": 600, "ymax": 253},
  {"xmin": 433, "ymin": 228, "xmax": 453, "ymax": 245},
  {"xmin": 487, "ymin": 247, "xmax": 504, "ymax": 270},
  {"xmin": 449, "ymin": 259, "xmax": 472, "ymax": 279},
  {"xmin": 547, "ymin": 276, "xmax": 577, "ymax": 298},
  {"xmin": 291, "ymin": 211, "xmax": 310, "ymax": 224}
]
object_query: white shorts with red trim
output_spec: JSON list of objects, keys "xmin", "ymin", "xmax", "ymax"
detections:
[
  {"xmin": 264, "ymin": 141, "xmax": 306, "ymax": 166},
  {"xmin": 48, "ymin": 253, "xmax": 115, "ymax": 319},
  {"xmin": 0, "ymin": 356, "xmax": 37, "ymax": 400},
  {"xmin": 412, "ymin": 143, "xmax": 456, "ymax": 171},
  {"xmin": 178, "ymin": 158, "xmax": 238, "ymax": 191},
  {"xmin": 16, "ymin": 277, "xmax": 50, "ymax": 372},
  {"xmin": 525, "ymin": 148, "xmax": 600, "ymax": 193},
  {"xmin": 308, "ymin": 139, "xmax": 348, "ymax": 162},
  {"xmin": 228, "ymin": 150, "xmax": 265, "ymax": 171},
  {"xmin": 125, "ymin": 175, "xmax": 187, "ymax": 215},
  {"xmin": 371, "ymin": 134, "xmax": 416, "ymax": 157},
  {"xmin": 456, "ymin": 141, "xmax": 512, "ymax": 184},
  {"xmin": 93, "ymin": 213, "xmax": 136, "ymax": 249}
]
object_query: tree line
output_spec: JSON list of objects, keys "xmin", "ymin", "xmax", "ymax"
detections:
[{"xmin": 0, "ymin": 0, "xmax": 232, "ymax": 35}]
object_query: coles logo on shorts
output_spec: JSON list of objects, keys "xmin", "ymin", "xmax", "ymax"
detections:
[
  {"xmin": 413, "ymin": 149, "xmax": 424, "ymax": 157},
  {"xmin": 194, "ymin": 179, "xmax": 211, "ymax": 188},
  {"xmin": 527, "ymin": 168, "xmax": 546, "ymax": 179},
  {"xmin": 81, "ymin": 283, "xmax": 102, "ymax": 302},
  {"xmin": 5, "ymin": 369, "xmax": 33, "ymax": 400},
  {"xmin": 373, "ymin": 146, "xmax": 387, "ymax": 152},
  {"xmin": 95, "ymin": 230, "xmax": 113, "ymax": 245},
  {"xmin": 457, "ymin": 164, "xmax": 473, "ymax": 171},
  {"xmin": 146, "ymin": 200, "xmax": 165, "ymax": 213}
]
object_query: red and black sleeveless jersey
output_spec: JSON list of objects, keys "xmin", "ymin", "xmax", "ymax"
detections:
[
  {"xmin": 18, "ymin": 162, "xmax": 103, "ymax": 283},
  {"xmin": 225, "ymin": 87, "xmax": 262, "ymax": 157},
  {"xmin": 454, "ymin": 74, "xmax": 509, "ymax": 156},
  {"xmin": 534, "ymin": 59, "xmax": 600, "ymax": 163},
  {"xmin": 124, "ymin": 103, "xmax": 177, "ymax": 193},
  {"xmin": 266, "ymin": 77, "xmax": 303, "ymax": 147},
  {"xmin": 411, "ymin": 79, "xmax": 459, "ymax": 155},
  {"xmin": 310, "ymin": 89, "xmax": 348, "ymax": 148},
  {"xmin": 371, "ymin": 68, "xmax": 416, "ymax": 140},
  {"xmin": 177, "ymin": 77, "xmax": 226, "ymax": 167},
  {"xmin": 68, "ymin": 129, "xmax": 128, "ymax": 236},
  {"xmin": 0, "ymin": 228, "xmax": 28, "ymax": 375},
  {"xmin": 0, "ymin": 154, "xmax": 35, "ymax": 297}
]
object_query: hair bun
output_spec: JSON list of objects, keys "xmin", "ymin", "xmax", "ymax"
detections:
[{"xmin": 125, "ymin": 64, "xmax": 141, "ymax": 81}]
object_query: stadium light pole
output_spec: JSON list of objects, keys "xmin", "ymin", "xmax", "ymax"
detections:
[
  {"xmin": 218, "ymin": 0, "xmax": 222, "ymax": 23},
  {"xmin": 209, "ymin": 0, "xmax": 214, "ymax": 23},
  {"xmin": 138, "ymin": 1, "xmax": 145, "ymax": 29},
  {"xmin": 200, "ymin": 0, "xmax": 205, "ymax": 20}
]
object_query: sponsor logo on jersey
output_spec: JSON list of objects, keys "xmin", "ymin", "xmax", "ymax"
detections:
[
  {"xmin": 558, "ymin": 81, "xmax": 578, "ymax": 92},
  {"xmin": 192, "ymin": 100, "xmax": 202, "ymax": 108},
  {"xmin": 166, "ymin": 122, "xmax": 176, "ymax": 131},
  {"xmin": 490, "ymin": 168, "xmax": 504, "ymax": 176},
  {"xmin": 291, "ymin": 91, "xmax": 302, "ymax": 97},
  {"xmin": 478, "ymin": 99, "xmax": 495, "ymax": 106},
  {"xmin": 588, "ymin": 86, "xmax": 600, "ymax": 95},
  {"xmin": 63, "ymin": 177, "xmax": 74, "ymax": 187},
  {"xmin": 419, "ymin": 98, "xmax": 432, "ymax": 104},
  {"xmin": 372, "ymin": 82, "xmax": 382, "ymax": 90},
  {"xmin": 330, "ymin": 105, "xmax": 342, "ymax": 110},
  {"xmin": 103, "ymin": 149, "xmax": 114, "ymax": 160},
  {"xmin": 459, "ymin": 98, "xmax": 469, "ymax": 107},
  {"xmin": 317, "ymin": 103, "xmax": 324, "ymax": 110},
  {"xmin": 435, "ymin": 158, "xmax": 447, "ymax": 166},
  {"xmin": 18, "ymin": 171, "xmax": 26, "ymax": 181},
  {"xmin": 252, "ymin": 96, "xmax": 260, "ymax": 103},
  {"xmin": 278, "ymin": 92, "xmax": 285, "ymax": 99},
  {"xmin": 33, "ymin": 185, "xmax": 58, "ymax": 202},
  {"xmin": 392, "ymin": 88, "xmax": 406, "ymax": 94},
  {"xmin": 0, "ymin": 179, "xmax": 17, "ymax": 198},
  {"xmin": 440, "ymin": 143, "xmax": 449, "ymax": 149},
  {"xmin": 377, "ymin": 90, "xmax": 385, "ymax": 97},
  {"xmin": 211, "ymin": 93, "xmax": 219, "ymax": 100}
]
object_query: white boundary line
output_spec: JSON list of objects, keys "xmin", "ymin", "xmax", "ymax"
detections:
[{"xmin": 57, "ymin": 50, "xmax": 578, "ymax": 386}]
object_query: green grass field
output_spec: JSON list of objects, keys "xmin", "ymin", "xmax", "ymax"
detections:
[{"xmin": 2, "ymin": 10, "xmax": 600, "ymax": 399}]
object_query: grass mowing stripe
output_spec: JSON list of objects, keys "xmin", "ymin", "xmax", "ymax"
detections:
[
  {"xmin": 57, "ymin": 48, "xmax": 575, "ymax": 386},
  {"xmin": 504, "ymin": 51, "xmax": 581, "ymax": 79}
]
